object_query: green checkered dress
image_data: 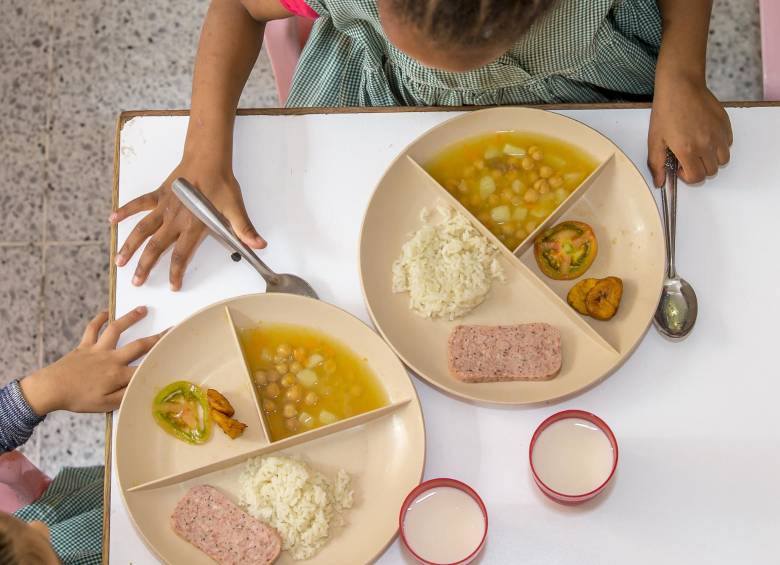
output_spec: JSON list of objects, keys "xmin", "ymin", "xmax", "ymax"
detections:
[
  {"xmin": 14, "ymin": 466, "xmax": 103, "ymax": 565},
  {"xmin": 287, "ymin": 0, "xmax": 662, "ymax": 107}
]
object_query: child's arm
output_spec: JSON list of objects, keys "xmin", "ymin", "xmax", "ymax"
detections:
[
  {"xmin": 111, "ymin": 0, "xmax": 293, "ymax": 291},
  {"xmin": 648, "ymin": 0, "xmax": 732, "ymax": 186},
  {"xmin": 0, "ymin": 308, "xmax": 162, "ymax": 453}
]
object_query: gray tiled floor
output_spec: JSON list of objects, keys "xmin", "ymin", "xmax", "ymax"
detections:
[{"xmin": 0, "ymin": 0, "xmax": 766, "ymax": 477}]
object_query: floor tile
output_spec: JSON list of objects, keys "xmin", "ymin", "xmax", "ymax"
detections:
[
  {"xmin": 706, "ymin": 0, "xmax": 763, "ymax": 100},
  {"xmin": 0, "ymin": 245, "xmax": 42, "ymax": 388},
  {"xmin": 35, "ymin": 411, "xmax": 106, "ymax": 477},
  {"xmin": 0, "ymin": 130, "xmax": 45, "ymax": 242},
  {"xmin": 43, "ymin": 243, "xmax": 108, "ymax": 365},
  {"xmin": 0, "ymin": 38, "xmax": 49, "ymax": 135}
]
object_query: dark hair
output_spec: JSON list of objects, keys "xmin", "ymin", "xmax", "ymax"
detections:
[
  {"xmin": 383, "ymin": 0, "xmax": 553, "ymax": 48},
  {"xmin": 0, "ymin": 530, "xmax": 18, "ymax": 565}
]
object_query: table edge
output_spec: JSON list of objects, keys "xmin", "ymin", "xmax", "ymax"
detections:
[{"xmin": 103, "ymin": 100, "xmax": 779, "ymax": 563}]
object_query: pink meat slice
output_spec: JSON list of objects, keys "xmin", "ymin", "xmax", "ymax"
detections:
[
  {"xmin": 448, "ymin": 323, "xmax": 562, "ymax": 383},
  {"xmin": 170, "ymin": 485, "xmax": 281, "ymax": 565}
]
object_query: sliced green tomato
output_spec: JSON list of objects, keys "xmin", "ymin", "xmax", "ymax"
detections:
[
  {"xmin": 152, "ymin": 381, "xmax": 212, "ymax": 444},
  {"xmin": 533, "ymin": 220, "xmax": 598, "ymax": 280}
]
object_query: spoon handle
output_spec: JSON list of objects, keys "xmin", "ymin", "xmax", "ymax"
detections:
[
  {"xmin": 661, "ymin": 151, "xmax": 678, "ymax": 279},
  {"xmin": 171, "ymin": 178, "xmax": 279, "ymax": 285}
]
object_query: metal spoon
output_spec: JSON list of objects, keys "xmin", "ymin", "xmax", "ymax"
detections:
[
  {"xmin": 172, "ymin": 178, "xmax": 318, "ymax": 299},
  {"xmin": 653, "ymin": 152, "xmax": 697, "ymax": 340}
]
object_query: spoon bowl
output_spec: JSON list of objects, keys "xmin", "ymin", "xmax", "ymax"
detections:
[{"xmin": 654, "ymin": 276, "xmax": 698, "ymax": 340}]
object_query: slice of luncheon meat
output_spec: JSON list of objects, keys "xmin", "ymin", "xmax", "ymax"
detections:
[
  {"xmin": 448, "ymin": 323, "xmax": 562, "ymax": 383},
  {"xmin": 171, "ymin": 485, "xmax": 281, "ymax": 565}
]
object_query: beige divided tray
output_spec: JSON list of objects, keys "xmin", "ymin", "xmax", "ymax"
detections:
[
  {"xmin": 116, "ymin": 293, "xmax": 425, "ymax": 564},
  {"xmin": 360, "ymin": 107, "xmax": 665, "ymax": 405}
]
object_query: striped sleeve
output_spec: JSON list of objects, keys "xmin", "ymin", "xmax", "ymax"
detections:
[{"xmin": 0, "ymin": 380, "xmax": 45, "ymax": 453}]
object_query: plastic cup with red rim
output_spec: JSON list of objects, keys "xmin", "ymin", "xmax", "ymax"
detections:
[
  {"xmin": 399, "ymin": 478, "xmax": 488, "ymax": 565},
  {"xmin": 529, "ymin": 409, "xmax": 619, "ymax": 504}
]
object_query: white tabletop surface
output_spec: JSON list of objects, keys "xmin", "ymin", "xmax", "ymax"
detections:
[{"xmin": 110, "ymin": 107, "xmax": 780, "ymax": 564}]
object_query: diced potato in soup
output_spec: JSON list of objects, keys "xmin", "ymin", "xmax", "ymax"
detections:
[{"xmin": 427, "ymin": 133, "xmax": 597, "ymax": 251}]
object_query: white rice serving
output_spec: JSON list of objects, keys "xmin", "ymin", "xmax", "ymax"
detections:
[
  {"xmin": 392, "ymin": 206, "xmax": 505, "ymax": 320},
  {"xmin": 238, "ymin": 456, "xmax": 353, "ymax": 561}
]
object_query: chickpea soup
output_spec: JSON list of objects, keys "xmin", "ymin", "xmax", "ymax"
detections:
[
  {"xmin": 427, "ymin": 132, "xmax": 598, "ymax": 251},
  {"xmin": 240, "ymin": 324, "xmax": 388, "ymax": 441}
]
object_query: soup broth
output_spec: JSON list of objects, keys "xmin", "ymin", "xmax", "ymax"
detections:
[
  {"xmin": 240, "ymin": 324, "xmax": 388, "ymax": 441},
  {"xmin": 427, "ymin": 132, "xmax": 597, "ymax": 251}
]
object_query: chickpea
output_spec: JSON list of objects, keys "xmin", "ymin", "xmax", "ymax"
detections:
[
  {"xmin": 323, "ymin": 359, "xmax": 337, "ymax": 375},
  {"xmin": 511, "ymin": 197, "xmax": 523, "ymax": 207},
  {"xmin": 287, "ymin": 361, "xmax": 301, "ymax": 375},
  {"xmin": 285, "ymin": 417, "xmax": 299, "ymax": 432},
  {"xmin": 281, "ymin": 373, "xmax": 297, "ymax": 388},
  {"xmin": 274, "ymin": 363, "xmax": 288, "ymax": 375},
  {"xmin": 526, "ymin": 171, "xmax": 539, "ymax": 183},
  {"xmin": 267, "ymin": 370, "xmax": 281, "ymax": 383},
  {"xmin": 283, "ymin": 403, "xmax": 298, "ymax": 418},
  {"xmin": 539, "ymin": 165, "xmax": 553, "ymax": 178},
  {"xmin": 457, "ymin": 180, "xmax": 468, "ymax": 193},
  {"xmin": 531, "ymin": 149, "xmax": 544, "ymax": 161},
  {"xmin": 276, "ymin": 343, "xmax": 292, "ymax": 358},
  {"xmin": 293, "ymin": 347, "xmax": 307, "ymax": 363},
  {"xmin": 286, "ymin": 384, "xmax": 304, "ymax": 402},
  {"xmin": 262, "ymin": 398, "xmax": 277, "ymax": 413},
  {"xmin": 534, "ymin": 179, "xmax": 550, "ymax": 194},
  {"xmin": 500, "ymin": 189, "xmax": 513, "ymax": 203},
  {"xmin": 260, "ymin": 348, "xmax": 273, "ymax": 362},
  {"xmin": 524, "ymin": 189, "xmax": 539, "ymax": 203},
  {"xmin": 273, "ymin": 353, "xmax": 287, "ymax": 365},
  {"xmin": 521, "ymin": 157, "xmax": 535, "ymax": 171},
  {"xmin": 304, "ymin": 391, "xmax": 318, "ymax": 406},
  {"xmin": 265, "ymin": 382, "xmax": 281, "ymax": 399},
  {"xmin": 254, "ymin": 370, "xmax": 268, "ymax": 386},
  {"xmin": 549, "ymin": 175, "xmax": 563, "ymax": 188},
  {"xmin": 525, "ymin": 220, "xmax": 538, "ymax": 233}
]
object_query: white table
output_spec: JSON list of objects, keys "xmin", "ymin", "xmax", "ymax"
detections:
[{"xmin": 109, "ymin": 106, "xmax": 780, "ymax": 564}]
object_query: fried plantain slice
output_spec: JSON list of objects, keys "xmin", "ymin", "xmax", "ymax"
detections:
[
  {"xmin": 567, "ymin": 278, "xmax": 599, "ymax": 315},
  {"xmin": 207, "ymin": 388, "xmax": 235, "ymax": 417},
  {"xmin": 585, "ymin": 276, "xmax": 623, "ymax": 320},
  {"xmin": 211, "ymin": 409, "xmax": 247, "ymax": 439}
]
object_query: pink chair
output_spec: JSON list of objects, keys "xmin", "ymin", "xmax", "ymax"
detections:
[
  {"xmin": 760, "ymin": 0, "xmax": 780, "ymax": 100},
  {"xmin": 264, "ymin": 17, "xmax": 315, "ymax": 106},
  {"xmin": 0, "ymin": 451, "xmax": 51, "ymax": 514}
]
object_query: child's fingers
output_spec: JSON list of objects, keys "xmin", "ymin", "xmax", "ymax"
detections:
[
  {"xmin": 700, "ymin": 153, "xmax": 719, "ymax": 177},
  {"xmin": 132, "ymin": 229, "xmax": 178, "ymax": 286},
  {"xmin": 647, "ymin": 136, "xmax": 667, "ymax": 188},
  {"xmin": 716, "ymin": 144, "xmax": 730, "ymax": 166},
  {"xmin": 103, "ymin": 387, "xmax": 128, "ymax": 412},
  {"xmin": 98, "ymin": 306, "xmax": 148, "ymax": 348},
  {"xmin": 677, "ymin": 153, "xmax": 706, "ymax": 185},
  {"xmin": 224, "ymin": 202, "xmax": 266, "ymax": 249},
  {"xmin": 109, "ymin": 192, "xmax": 158, "ymax": 224},
  {"xmin": 115, "ymin": 331, "xmax": 165, "ymax": 364},
  {"xmin": 115, "ymin": 211, "xmax": 164, "ymax": 267},
  {"xmin": 80, "ymin": 310, "xmax": 109, "ymax": 346},
  {"xmin": 169, "ymin": 229, "xmax": 206, "ymax": 292}
]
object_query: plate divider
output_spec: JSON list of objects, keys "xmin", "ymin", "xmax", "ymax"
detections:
[
  {"xmin": 511, "ymin": 152, "xmax": 615, "ymax": 256},
  {"xmin": 224, "ymin": 306, "xmax": 272, "ymax": 444},
  {"xmin": 404, "ymin": 155, "xmax": 619, "ymax": 356},
  {"xmin": 126, "ymin": 399, "xmax": 411, "ymax": 493}
]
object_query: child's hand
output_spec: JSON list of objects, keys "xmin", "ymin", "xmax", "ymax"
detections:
[
  {"xmin": 20, "ymin": 307, "xmax": 164, "ymax": 416},
  {"xmin": 110, "ymin": 154, "xmax": 266, "ymax": 291},
  {"xmin": 648, "ymin": 75, "xmax": 732, "ymax": 187}
]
